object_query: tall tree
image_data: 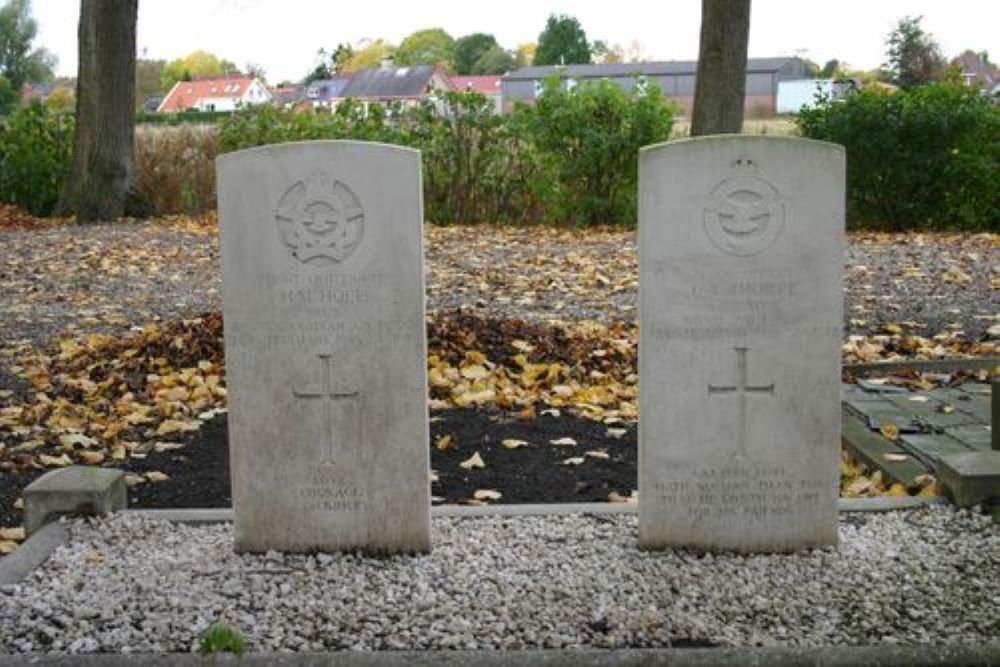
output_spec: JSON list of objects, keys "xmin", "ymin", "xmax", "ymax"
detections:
[
  {"xmin": 57, "ymin": 0, "xmax": 144, "ymax": 223},
  {"xmin": 0, "ymin": 73, "xmax": 14, "ymax": 114},
  {"xmin": 453, "ymin": 33, "xmax": 499, "ymax": 75},
  {"xmin": 819, "ymin": 59, "xmax": 841, "ymax": 78},
  {"xmin": 0, "ymin": 0, "xmax": 55, "ymax": 90},
  {"xmin": 134, "ymin": 57, "xmax": 164, "ymax": 111},
  {"xmin": 535, "ymin": 14, "xmax": 591, "ymax": 66},
  {"xmin": 341, "ymin": 39, "xmax": 395, "ymax": 72},
  {"xmin": 160, "ymin": 50, "xmax": 233, "ymax": 92},
  {"xmin": 395, "ymin": 28, "xmax": 454, "ymax": 69},
  {"xmin": 883, "ymin": 16, "xmax": 945, "ymax": 89},
  {"xmin": 513, "ymin": 43, "xmax": 536, "ymax": 69},
  {"xmin": 691, "ymin": 0, "xmax": 751, "ymax": 136},
  {"xmin": 472, "ymin": 45, "xmax": 513, "ymax": 74}
]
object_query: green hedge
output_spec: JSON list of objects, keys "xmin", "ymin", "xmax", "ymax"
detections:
[
  {"xmin": 218, "ymin": 82, "xmax": 676, "ymax": 227},
  {"xmin": 0, "ymin": 104, "xmax": 74, "ymax": 216},
  {"xmin": 137, "ymin": 110, "xmax": 234, "ymax": 126},
  {"xmin": 798, "ymin": 84, "xmax": 998, "ymax": 231}
]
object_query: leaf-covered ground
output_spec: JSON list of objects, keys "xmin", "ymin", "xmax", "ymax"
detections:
[{"xmin": 0, "ymin": 209, "xmax": 996, "ymax": 551}]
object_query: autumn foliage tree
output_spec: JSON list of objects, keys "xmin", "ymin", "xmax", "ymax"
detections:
[{"xmin": 883, "ymin": 16, "xmax": 945, "ymax": 89}]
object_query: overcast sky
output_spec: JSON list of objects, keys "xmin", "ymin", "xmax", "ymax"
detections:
[{"xmin": 32, "ymin": 0, "xmax": 999, "ymax": 83}]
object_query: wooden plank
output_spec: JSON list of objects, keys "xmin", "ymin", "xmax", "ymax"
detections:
[{"xmin": 841, "ymin": 410, "xmax": 928, "ymax": 490}]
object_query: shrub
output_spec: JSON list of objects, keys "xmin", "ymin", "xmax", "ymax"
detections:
[
  {"xmin": 0, "ymin": 104, "xmax": 74, "ymax": 216},
  {"xmin": 197, "ymin": 623, "xmax": 246, "ymax": 656},
  {"xmin": 137, "ymin": 110, "xmax": 233, "ymax": 126},
  {"xmin": 515, "ymin": 77, "xmax": 675, "ymax": 227},
  {"xmin": 420, "ymin": 91, "xmax": 542, "ymax": 225},
  {"xmin": 797, "ymin": 84, "xmax": 999, "ymax": 230},
  {"xmin": 134, "ymin": 124, "xmax": 218, "ymax": 215}
]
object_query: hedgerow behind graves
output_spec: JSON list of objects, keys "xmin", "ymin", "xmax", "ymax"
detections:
[
  {"xmin": 216, "ymin": 83, "xmax": 676, "ymax": 227},
  {"xmin": 0, "ymin": 104, "xmax": 73, "ymax": 217},
  {"xmin": 797, "ymin": 83, "xmax": 999, "ymax": 231}
]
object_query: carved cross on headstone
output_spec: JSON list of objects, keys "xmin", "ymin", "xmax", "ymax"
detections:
[
  {"xmin": 293, "ymin": 354, "xmax": 359, "ymax": 465},
  {"xmin": 708, "ymin": 347, "xmax": 774, "ymax": 459}
]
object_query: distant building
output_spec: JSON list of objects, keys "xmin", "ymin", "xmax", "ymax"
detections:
[
  {"xmin": 776, "ymin": 79, "xmax": 858, "ymax": 114},
  {"xmin": 271, "ymin": 84, "xmax": 307, "ymax": 108},
  {"xmin": 304, "ymin": 77, "xmax": 352, "ymax": 109},
  {"xmin": 19, "ymin": 81, "xmax": 74, "ymax": 105},
  {"xmin": 952, "ymin": 51, "xmax": 998, "ymax": 92},
  {"xmin": 157, "ymin": 75, "xmax": 271, "ymax": 113},
  {"xmin": 338, "ymin": 60, "xmax": 453, "ymax": 107},
  {"xmin": 501, "ymin": 57, "xmax": 813, "ymax": 116},
  {"xmin": 449, "ymin": 75, "xmax": 503, "ymax": 112},
  {"xmin": 142, "ymin": 95, "xmax": 165, "ymax": 113}
]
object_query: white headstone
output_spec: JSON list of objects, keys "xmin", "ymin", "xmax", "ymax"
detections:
[
  {"xmin": 639, "ymin": 136, "xmax": 844, "ymax": 552},
  {"xmin": 218, "ymin": 141, "xmax": 430, "ymax": 554}
]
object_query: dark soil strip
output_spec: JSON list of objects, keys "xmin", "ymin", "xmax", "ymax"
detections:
[{"xmin": 0, "ymin": 408, "xmax": 636, "ymax": 528}]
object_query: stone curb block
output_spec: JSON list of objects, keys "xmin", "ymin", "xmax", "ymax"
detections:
[
  {"xmin": 129, "ymin": 496, "xmax": 947, "ymax": 524},
  {"xmin": 2, "ymin": 644, "xmax": 999, "ymax": 666},
  {"xmin": 24, "ymin": 466, "xmax": 126, "ymax": 536}
]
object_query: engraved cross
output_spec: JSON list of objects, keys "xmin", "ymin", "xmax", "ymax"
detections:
[
  {"xmin": 293, "ymin": 354, "xmax": 358, "ymax": 465},
  {"xmin": 707, "ymin": 347, "xmax": 774, "ymax": 459}
]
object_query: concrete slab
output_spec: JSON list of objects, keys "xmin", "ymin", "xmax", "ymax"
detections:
[
  {"xmin": 937, "ymin": 452, "xmax": 1000, "ymax": 507},
  {"xmin": 23, "ymin": 467, "xmax": 126, "ymax": 536}
]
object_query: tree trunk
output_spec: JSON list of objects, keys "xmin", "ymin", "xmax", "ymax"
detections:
[
  {"xmin": 57, "ymin": 0, "xmax": 146, "ymax": 223},
  {"xmin": 691, "ymin": 0, "xmax": 751, "ymax": 136}
]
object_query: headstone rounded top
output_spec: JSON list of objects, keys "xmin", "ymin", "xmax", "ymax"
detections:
[
  {"xmin": 216, "ymin": 139, "xmax": 420, "ymax": 165},
  {"xmin": 639, "ymin": 134, "xmax": 845, "ymax": 157}
]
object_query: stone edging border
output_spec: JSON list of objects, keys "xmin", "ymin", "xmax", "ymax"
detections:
[{"xmin": 1, "ymin": 644, "xmax": 999, "ymax": 666}]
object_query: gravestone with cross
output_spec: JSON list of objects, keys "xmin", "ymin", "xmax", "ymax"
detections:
[
  {"xmin": 638, "ymin": 136, "xmax": 844, "ymax": 552},
  {"xmin": 218, "ymin": 142, "xmax": 430, "ymax": 554}
]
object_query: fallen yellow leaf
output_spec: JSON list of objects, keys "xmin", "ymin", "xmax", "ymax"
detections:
[
  {"xmin": 0, "ymin": 527, "xmax": 25, "ymax": 541},
  {"xmin": 501, "ymin": 438, "xmax": 528, "ymax": 449},
  {"xmin": 879, "ymin": 422, "xmax": 900, "ymax": 440},
  {"xmin": 459, "ymin": 452, "xmax": 485, "ymax": 470}
]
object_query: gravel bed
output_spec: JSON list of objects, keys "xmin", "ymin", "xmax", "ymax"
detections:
[
  {"xmin": 1, "ymin": 507, "xmax": 997, "ymax": 654},
  {"xmin": 0, "ymin": 223, "xmax": 995, "ymax": 348}
]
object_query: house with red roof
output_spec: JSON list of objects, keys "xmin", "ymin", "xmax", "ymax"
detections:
[
  {"xmin": 157, "ymin": 75, "xmax": 271, "ymax": 113},
  {"xmin": 449, "ymin": 75, "xmax": 502, "ymax": 113}
]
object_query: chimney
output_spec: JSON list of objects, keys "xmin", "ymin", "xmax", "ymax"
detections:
[{"xmin": 380, "ymin": 55, "xmax": 395, "ymax": 69}]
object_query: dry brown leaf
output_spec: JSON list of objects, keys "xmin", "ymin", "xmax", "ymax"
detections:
[
  {"xmin": 39, "ymin": 453, "xmax": 73, "ymax": 467},
  {"xmin": 76, "ymin": 450, "xmax": 105, "ymax": 465}
]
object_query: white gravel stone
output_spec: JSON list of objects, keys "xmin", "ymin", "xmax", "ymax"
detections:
[{"xmin": 0, "ymin": 507, "xmax": 997, "ymax": 654}]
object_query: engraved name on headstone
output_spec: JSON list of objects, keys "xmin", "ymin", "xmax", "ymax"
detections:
[
  {"xmin": 639, "ymin": 136, "xmax": 844, "ymax": 552},
  {"xmin": 218, "ymin": 141, "xmax": 430, "ymax": 554}
]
